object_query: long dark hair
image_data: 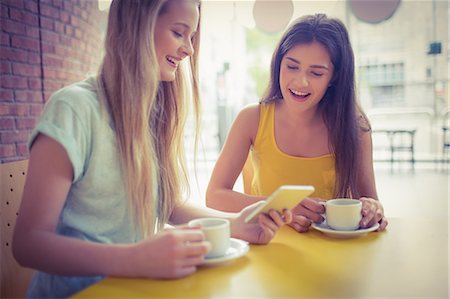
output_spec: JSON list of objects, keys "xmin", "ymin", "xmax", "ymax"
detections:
[{"xmin": 261, "ymin": 14, "xmax": 368, "ymax": 198}]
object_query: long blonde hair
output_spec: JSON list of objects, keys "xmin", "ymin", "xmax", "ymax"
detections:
[{"xmin": 98, "ymin": 0, "xmax": 201, "ymax": 237}]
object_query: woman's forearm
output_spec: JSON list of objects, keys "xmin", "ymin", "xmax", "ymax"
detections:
[
  {"xmin": 169, "ymin": 202, "xmax": 237, "ymax": 225},
  {"xmin": 13, "ymin": 229, "xmax": 134, "ymax": 277},
  {"xmin": 206, "ymin": 188, "xmax": 265, "ymax": 212}
]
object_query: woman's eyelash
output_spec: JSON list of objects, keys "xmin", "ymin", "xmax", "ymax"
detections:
[
  {"xmin": 286, "ymin": 65, "xmax": 324, "ymax": 76},
  {"xmin": 172, "ymin": 31, "xmax": 183, "ymax": 37}
]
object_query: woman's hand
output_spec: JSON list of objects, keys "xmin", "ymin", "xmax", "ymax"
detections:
[
  {"xmin": 359, "ymin": 197, "xmax": 388, "ymax": 231},
  {"xmin": 289, "ymin": 198, "xmax": 325, "ymax": 233},
  {"xmin": 230, "ymin": 201, "xmax": 292, "ymax": 244},
  {"xmin": 128, "ymin": 226, "xmax": 210, "ymax": 279}
]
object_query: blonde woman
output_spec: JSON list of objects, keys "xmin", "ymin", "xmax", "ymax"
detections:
[{"xmin": 12, "ymin": 1, "xmax": 292, "ymax": 297}]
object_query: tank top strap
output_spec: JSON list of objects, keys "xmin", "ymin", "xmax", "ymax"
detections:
[{"xmin": 254, "ymin": 102, "xmax": 275, "ymax": 148}]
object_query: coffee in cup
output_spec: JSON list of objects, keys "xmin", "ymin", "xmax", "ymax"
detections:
[
  {"xmin": 188, "ymin": 218, "xmax": 230, "ymax": 258},
  {"xmin": 325, "ymin": 199, "xmax": 362, "ymax": 231}
]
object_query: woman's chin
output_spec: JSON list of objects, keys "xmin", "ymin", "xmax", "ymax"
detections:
[{"xmin": 160, "ymin": 70, "xmax": 177, "ymax": 82}]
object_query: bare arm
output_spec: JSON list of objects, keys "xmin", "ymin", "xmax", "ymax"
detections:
[
  {"xmin": 170, "ymin": 202, "xmax": 237, "ymax": 224},
  {"xmin": 206, "ymin": 104, "xmax": 265, "ymax": 212},
  {"xmin": 13, "ymin": 134, "xmax": 289, "ymax": 279},
  {"xmin": 13, "ymin": 135, "xmax": 210, "ymax": 279},
  {"xmin": 13, "ymin": 134, "xmax": 135, "ymax": 276},
  {"xmin": 170, "ymin": 200, "xmax": 292, "ymax": 245},
  {"xmin": 357, "ymin": 130, "xmax": 388, "ymax": 231},
  {"xmin": 357, "ymin": 130, "xmax": 378, "ymax": 199}
]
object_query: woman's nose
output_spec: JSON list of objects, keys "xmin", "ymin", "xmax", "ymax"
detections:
[
  {"xmin": 180, "ymin": 40, "xmax": 194, "ymax": 57},
  {"xmin": 298, "ymin": 73, "xmax": 309, "ymax": 87}
]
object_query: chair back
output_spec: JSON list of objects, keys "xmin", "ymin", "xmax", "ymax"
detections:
[{"xmin": 1, "ymin": 160, "xmax": 34, "ymax": 299}]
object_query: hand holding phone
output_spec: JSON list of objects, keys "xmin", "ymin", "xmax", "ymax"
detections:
[{"xmin": 244, "ymin": 185, "xmax": 315, "ymax": 223}]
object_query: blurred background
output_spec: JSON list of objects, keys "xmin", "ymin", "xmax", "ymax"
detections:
[
  {"xmin": 0, "ymin": 0, "xmax": 448, "ymax": 217},
  {"xmin": 193, "ymin": 0, "xmax": 449, "ymax": 217}
]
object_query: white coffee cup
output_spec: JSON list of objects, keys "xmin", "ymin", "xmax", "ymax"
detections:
[
  {"xmin": 188, "ymin": 218, "xmax": 230, "ymax": 258},
  {"xmin": 325, "ymin": 199, "xmax": 362, "ymax": 231}
]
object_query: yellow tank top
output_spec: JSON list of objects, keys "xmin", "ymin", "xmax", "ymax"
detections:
[{"xmin": 247, "ymin": 103, "xmax": 336, "ymax": 199}]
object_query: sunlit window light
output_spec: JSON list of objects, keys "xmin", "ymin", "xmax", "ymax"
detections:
[{"xmin": 98, "ymin": 0, "xmax": 112, "ymax": 12}]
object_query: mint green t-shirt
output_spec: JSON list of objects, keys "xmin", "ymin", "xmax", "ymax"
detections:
[{"xmin": 26, "ymin": 77, "xmax": 143, "ymax": 298}]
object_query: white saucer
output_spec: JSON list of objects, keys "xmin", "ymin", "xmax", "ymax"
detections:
[
  {"xmin": 201, "ymin": 238, "xmax": 249, "ymax": 266},
  {"xmin": 311, "ymin": 221, "xmax": 380, "ymax": 239}
]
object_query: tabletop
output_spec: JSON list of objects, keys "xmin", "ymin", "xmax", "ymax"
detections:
[{"xmin": 74, "ymin": 217, "xmax": 448, "ymax": 298}]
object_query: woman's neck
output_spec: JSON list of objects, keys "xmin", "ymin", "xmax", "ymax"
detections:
[{"xmin": 276, "ymin": 100, "xmax": 323, "ymax": 128}]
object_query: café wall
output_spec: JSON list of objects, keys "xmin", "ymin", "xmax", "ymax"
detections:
[{"xmin": 0, "ymin": 0, "xmax": 106, "ymax": 163}]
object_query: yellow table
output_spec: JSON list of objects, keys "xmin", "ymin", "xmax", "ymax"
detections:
[{"xmin": 74, "ymin": 217, "xmax": 448, "ymax": 298}]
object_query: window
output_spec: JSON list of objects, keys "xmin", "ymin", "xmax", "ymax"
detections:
[{"xmin": 359, "ymin": 63, "xmax": 404, "ymax": 107}]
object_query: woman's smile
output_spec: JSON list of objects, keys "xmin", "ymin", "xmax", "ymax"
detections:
[
  {"xmin": 166, "ymin": 55, "xmax": 180, "ymax": 68},
  {"xmin": 288, "ymin": 88, "xmax": 311, "ymax": 102}
]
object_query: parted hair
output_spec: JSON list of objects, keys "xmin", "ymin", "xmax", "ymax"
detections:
[{"xmin": 261, "ymin": 14, "xmax": 369, "ymax": 199}]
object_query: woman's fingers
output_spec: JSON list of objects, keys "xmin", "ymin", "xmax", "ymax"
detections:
[
  {"xmin": 180, "ymin": 256, "xmax": 206, "ymax": 268},
  {"xmin": 300, "ymin": 198, "xmax": 325, "ymax": 213},
  {"xmin": 268, "ymin": 209, "xmax": 290, "ymax": 227},
  {"xmin": 180, "ymin": 229, "xmax": 205, "ymax": 240},
  {"xmin": 289, "ymin": 215, "xmax": 312, "ymax": 233},
  {"xmin": 378, "ymin": 217, "xmax": 388, "ymax": 231},
  {"xmin": 360, "ymin": 197, "xmax": 386, "ymax": 229},
  {"xmin": 374, "ymin": 207, "xmax": 384, "ymax": 223},
  {"xmin": 175, "ymin": 266, "xmax": 197, "ymax": 278},
  {"xmin": 293, "ymin": 201, "xmax": 324, "ymax": 223},
  {"xmin": 177, "ymin": 232, "xmax": 211, "ymax": 268},
  {"xmin": 256, "ymin": 215, "xmax": 277, "ymax": 242},
  {"xmin": 282, "ymin": 209, "xmax": 293, "ymax": 224},
  {"xmin": 184, "ymin": 240, "xmax": 210, "ymax": 257},
  {"xmin": 360, "ymin": 209, "xmax": 376, "ymax": 228},
  {"xmin": 259, "ymin": 212, "xmax": 280, "ymax": 232},
  {"xmin": 166, "ymin": 229, "xmax": 209, "ymax": 258}
]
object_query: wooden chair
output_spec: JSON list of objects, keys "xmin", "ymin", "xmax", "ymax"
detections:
[{"xmin": 1, "ymin": 160, "xmax": 34, "ymax": 299}]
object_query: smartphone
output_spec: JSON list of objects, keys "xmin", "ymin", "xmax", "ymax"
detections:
[{"xmin": 244, "ymin": 185, "xmax": 315, "ymax": 223}]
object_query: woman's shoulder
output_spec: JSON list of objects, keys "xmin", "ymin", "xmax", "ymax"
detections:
[
  {"xmin": 52, "ymin": 77, "xmax": 98, "ymax": 103},
  {"xmin": 238, "ymin": 103, "xmax": 260, "ymax": 119},
  {"xmin": 236, "ymin": 102, "xmax": 265, "ymax": 128},
  {"xmin": 47, "ymin": 77, "xmax": 102, "ymax": 117},
  {"xmin": 230, "ymin": 103, "xmax": 261, "ymax": 139},
  {"xmin": 357, "ymin": 113, "xmax": 371, "ymax": 134}
]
